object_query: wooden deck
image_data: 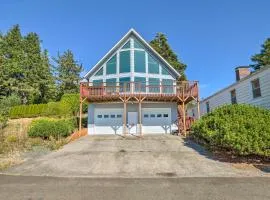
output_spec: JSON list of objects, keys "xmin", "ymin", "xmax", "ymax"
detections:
[
  {"xmin": 79, "ymin": 81, "xmax": 200, "ymax": 137},
  {"xmin": 80, "ymin": 81, "xmax": 199, "ymax": 103}
]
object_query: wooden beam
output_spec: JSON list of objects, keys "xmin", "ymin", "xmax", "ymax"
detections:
[
  {"xmin": 123, "ymin": 101, "xmax": 127, "ymax": 136},
  {"xmin": 139, "ymin": 100, "xmax": 142, "ymax": 137},
  {"xmin": 182, "ymin": 101, "xmax": 186, "ymax": 137}
]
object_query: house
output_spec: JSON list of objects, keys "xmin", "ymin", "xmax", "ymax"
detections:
[
  {"xmin": 188, "ymin": 65, "xmax": 270, "ymax": 118},
  {"xmin": 80, "ymin": 29, "xmax": 199, "ymax": 135}
]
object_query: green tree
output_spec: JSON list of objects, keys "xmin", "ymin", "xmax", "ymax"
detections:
[
  {"xmin": 0, "ymin": 25, "xmax": 56, "ymax": 104},
  {"xmin": 150, "ymin": 33, "xmax": 187, "ymax": 80},
  {"xmin": 0, "ymin": 25, "xmax": 27, "ymax": 99},
  {"xmin": 23, "ymin": 33, "xmax": 57, "ymax": 103},
  {"xmin": 251, "ymin": 38, "xmax": 270, "ymax": 70},
  {"xmin": 54, "ymin": 50, "xmax": 83, "ymax": 98}
]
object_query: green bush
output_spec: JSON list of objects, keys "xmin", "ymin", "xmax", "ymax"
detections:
[
  {"xmin": 28, "ymin": 118, "xmax": 76, "ymax": 139},
  {"xmin": 191, "ymin": 104, "xmax": 270, "ymax": 157},
  {"xmin": 0, "ymin": 95, "xmax": 21, "ymax": 128},
  {"xmin": 9, "ymin": 93, "xmax": 88, "ymax": 119}
]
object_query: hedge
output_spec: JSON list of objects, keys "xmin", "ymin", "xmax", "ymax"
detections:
[
  {"xmin": 191, "ymin": 104, "xmax": 270, "ymax": 157},
  {"xmin": 9, "ymin": 93, "xmax": 87, "ymax": 119},
  {"xmin": 28, "ymin": 118, "xmax": 76, "ymax": 139}
]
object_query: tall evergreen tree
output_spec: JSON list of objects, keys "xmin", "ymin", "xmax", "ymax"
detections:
[
  {"xmin": 0, "ymin": 25, "xmax": 57, "ymax": 103},
  {"xmin": 0, "ymin": 25, "xmax": 27, "ymax": 100},
  {"xmin": 251, "ymin": 38, "xmax": 270, "ymax": 70},
  {"xmin": 23, "ymin": 33, "xmax": 56, "ymax": 103},
  {"xmin": 53, "ymin": 50, "xmax": 83, "ymax": 98},
  {"xmin": 150, "ymin": 33, "xmax": 187, "ymax": 80}
]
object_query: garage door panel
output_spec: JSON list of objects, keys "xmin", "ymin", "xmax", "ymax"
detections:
[{"xmin": 94, "ymin": 108, "xmax": 123, "ymax": 134}]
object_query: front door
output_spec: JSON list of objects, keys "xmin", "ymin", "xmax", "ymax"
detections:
[{"xmin": 128, "ymin": 112, "xmax": 138, "ymax": 134}]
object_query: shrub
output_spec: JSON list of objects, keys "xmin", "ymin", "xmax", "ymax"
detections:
[
  {"xmin": 0, "ymin": 95, "xmax": 21, "ymax": 128},
  {"xmin": 28, "ymin": 118, "xmax": 76, "ymax": 139},
  {"xmin": 191, "ymin": 104, "xmax": 270, "ymax": 157}
]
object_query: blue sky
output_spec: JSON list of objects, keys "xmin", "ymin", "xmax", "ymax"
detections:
[{"xmin": 1, "ymin": 0, "xmax": 270, "ymax": 98}]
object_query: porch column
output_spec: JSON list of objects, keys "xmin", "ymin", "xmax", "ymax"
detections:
[
  {"xmin": 123, "ymin": 101, "xmax": 127, "ymax": 136},
  {"xmin": 177, "ymin": 103, "xmax": 182, "ymax": 136},
  {"xmin": 182, "ymin": 101, "xmax": 186, "ymax": 137},
  {"xmin": 138, "ymin": 101, "xmax": 142, "ymax": 136}
]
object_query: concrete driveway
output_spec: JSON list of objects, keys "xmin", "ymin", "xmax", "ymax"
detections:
[{"xmin": 4, "ymin": 135, "xmax": 269, "ymax": 177}]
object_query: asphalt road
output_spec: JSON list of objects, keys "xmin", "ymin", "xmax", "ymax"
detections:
[{"xmin": 0, "ymin": 175, "xmax": 270, "ymax": 200}]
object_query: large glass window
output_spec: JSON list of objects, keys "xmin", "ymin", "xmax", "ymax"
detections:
[
  {"xmin": 119, "ymin": 77, "xmax": 130, "ymax": 92},
  {"xmin": 120, "ymin": 51, "xmax": 130, "ymax": 73},
  {"xmin": 149, "ymin": 78, "xmax": 160, "ymax": 93},
  {"xmin": 134, "ymin": 50, "xmax": 146, "ymax": 73},
  {"xmin": 122, "ymin": 40, "xmax": 130, "ymax": 49},
  {"xmin": 93, "ymin": 79, "xmax": 103, "ymax": 86},
  {"xmin": 148, "ymin": 55, "xmax": 159, "ymax": 74},
  {"xmin": 162, "ymin": 79, "xmax": 174, "ymax": 93},
  {"xmin": 161, "ymin": 65, "xmax": 170, "ymax": 75},
  {"xmin": 106, "ymin": 78, "xmax": 117, "ymax": 93},
  {"xmin": 106, "ymin": 55, "xmax": 116, "ymax": 75},
  {"xmin": 94, "ymin": 67, "xmax": 103, "ymax": 76},
  {"xmin": 134, "ymin": 39, "xmax": 143, "ymax": 49},
  {"xmin": 134, "ymin": 77, "xmax": 146, "ymax": 92},
  {"xmin": 251, "ymin": 79, "xmax": 261, "ymax": 98}
]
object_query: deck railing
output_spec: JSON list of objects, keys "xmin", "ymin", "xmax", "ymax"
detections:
[{"xmin": 80, "ymin": 81, "xmax": 198, "ymax": 101}]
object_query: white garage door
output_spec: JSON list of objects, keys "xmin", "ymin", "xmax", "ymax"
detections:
[
  {"xmin": 94, "ymin": 108, "xmax": 123, "ymax": 134},
  {"xmin": 142, "ymin": 108, "xmax": 171, "ymax": 134}
]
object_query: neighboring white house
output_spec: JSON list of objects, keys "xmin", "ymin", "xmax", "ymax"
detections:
[
  {"xmin": 188, "ymin": 65, "xmax": 270, "ymax": 118},
  {"xmin": 81, "ymin": 29, "xmax": 198, "ymax": 135}
]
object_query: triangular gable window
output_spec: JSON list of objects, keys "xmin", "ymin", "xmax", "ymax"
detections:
[
  {"xmin": 161, "ymin": 65, "xmax": 170, "ymax": 75},
  {"xmin": 94, "ymin": 67, "xmax": 103, "ymax": 76},
  {"xmin": 148, "ymin": 55, "xmax": 159, "ymax": 74},
  {"xmin": 121, "ymin": 40, "xmax": 130, "ymax": 49},
  {"xmin": 106, "ymin": 55, "xmax": 117, "ymax": 75},
  {"xmin": 134, "ymin": 39, "xmax": 144, "ymax": 49}
]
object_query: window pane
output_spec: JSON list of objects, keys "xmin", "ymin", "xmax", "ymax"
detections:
[
  {"xmin": 144, "ymin": 114, "xmax": 149, "ymax": 118},
  {"xmin": 148, "ymin": 55, "xmax": 159, "ymax": 74},
  {"xmin": 117, "ymin": 114, "xmax": 122, "ymax": 118},
  {"xmin": 110, "ymin": 114, "xmax": 115, "ymax": 118},
  {"xmin": 162, "ymin": 79, "xmax": 174, "ymax": 93},
  {"xmin": 120, "ymin": 51, "xmax": 130, "ymax": 73},
  {"xmin": 104, "ymin": 115, "xmax": 109, "ymax": 118},
  {"xmin": 230, "ymin": 89, "xmax": 237, "ymax": 104},
  {"xmin": 106, "ymin": 55, "xmax": 116, "ymax": 75},
  {"xmin": 122, "ymin": 40, "xmax": 130, "ymax": 49},
  {"xmin": 163, "ymin": 114, "xmax": 168, "ymax": 117},
  {"xmin": 134, "ymin": 39, "xmax": 143, "ymax": 49},
  {"xmin": 97, "ymin": 115, "xmax": 102, "ymax": 118},
  {"xmin": 161, "ymin": 65, "xmax": 170, "ymax": 75},
  {"xmin": 157, "ymin": 114, "xmax": 162, "ymax": 118},
  {"xmin": 150, "ymin": 114, "xmax": 155, "ymax": 118},
  {"xmin": 106, "ymin": 78, "xmax": 116, "ymax": 93},
  {"xmin": 93, "ymin": 79, "xmax": 103, "ymax": 86},
  {"xmin": 206, "ymin": 102, "xmax": 210, "ymax": 113},
  {"xmin": 149, "ymin": 78, "xmax": 160, "ymax": 93},
  {"xmin": 134, "ymin": 77, "xmax": 146, "ymax": 92},
  {"xmin": 95, "ymin": 67, "xmax": 103, "ymax": 76},
  {"xmin": 252, "ymin": 79, "xmax": 261, "ymax": 98},
  {"xmin": 119, "ymin": 77, "xmax": 130, "ymax": 92},
  {"xmin": 134, "ymin": 50, "xmax": 145, "ymax": 73}
]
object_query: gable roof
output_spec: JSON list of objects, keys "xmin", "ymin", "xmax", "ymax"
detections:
[{"xmin": 83, "ymin": 28, "xmax": 181, "ymax": 79}]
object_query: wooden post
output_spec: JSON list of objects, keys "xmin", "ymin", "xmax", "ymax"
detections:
[
  {"xmin": 177, "ymin": 103, "xmax": 182, "ymax": 136},
  {"xmin": 196, "ymin": 82, "xmax": 201, "ymax": 119},
  {"xmin": 182, "ymin": 101, "xmax": 186, "ymax": 137},
  {"xmin": 139, "ymin": 100, "xmax": 142, "ymax": 137},
  {"xmin": 123, "ymin": 101, "xmax": 127, "ymax": 136},
  {"xmin": 79, "ymin": 97, "xmax": 82, "ymax": 136}
]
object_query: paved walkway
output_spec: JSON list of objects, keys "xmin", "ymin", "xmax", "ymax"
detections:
[{"xmin": 4, "ymin": 135, "xmax": 269, "ymax": 177}]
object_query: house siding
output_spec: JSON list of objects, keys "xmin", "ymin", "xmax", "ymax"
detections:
[{"xmin": 188, "ymin": 66, "xmax": 270, "ymax": 118}]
